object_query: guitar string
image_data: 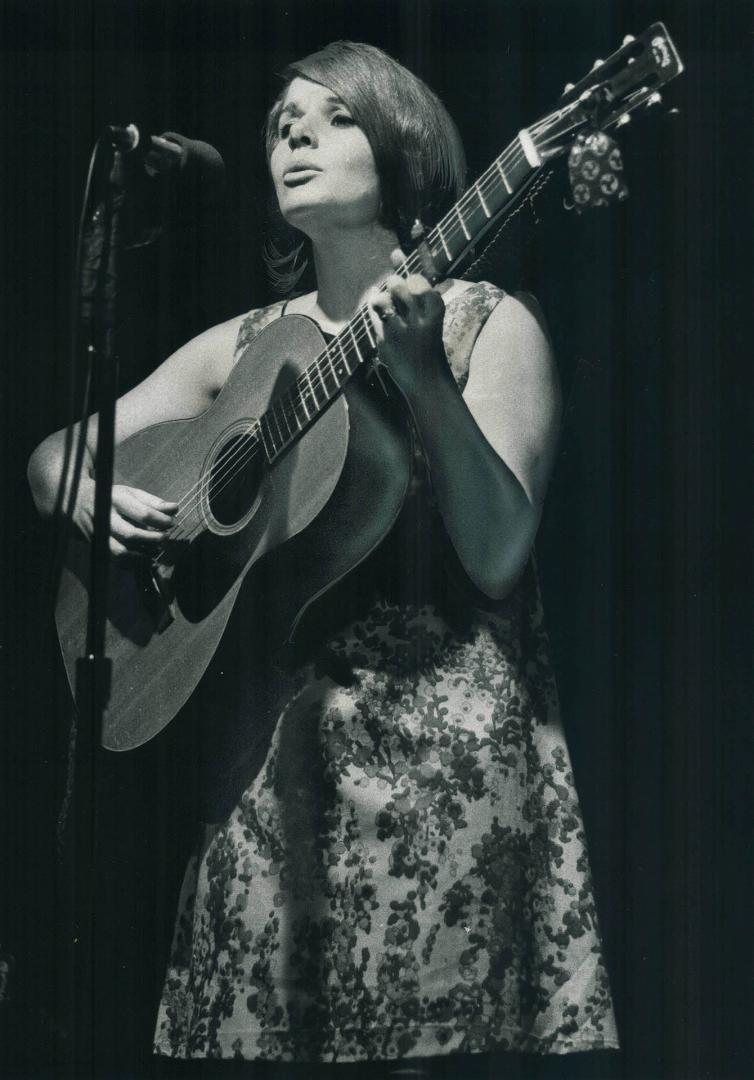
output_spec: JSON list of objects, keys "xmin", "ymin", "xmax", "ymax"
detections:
[
  {"xmin": 205, "ymin": 107, "xmax": 587, "ymax": 462},
  {"xmin": 169, "ymin": 74, "xmax": 662, "ymax": 534},
  {"xmin": 160, "ymin": 133, "xmax": 552, "ymax": 507},
  {"xmin": 255, "ymin": 129, "xmax": 557, "ymax": 435},
  {"xmin": 151, "ymin": 119, "xmax": 582, "ymax": 559},
  {"xmin": 153, "ymin": 117, "xmax": 582, "ymax": 558},
  {"xmin": 156, "ymin": 80, "xmax": 660, "ymax": 540},
  {"xmin": 150, "ymin": 124, "xmax": 577, "ymax": 562},
  {"xmin": 149, "ymin": 140, "xmax": 534, "ymax": 555},
  {"xmin": 150, "ymin": 139, "xmax": 538, "ymax": 557},
  {"xmin": 167, "ymin": 134, "xmax": 534, "ymax": 502}
]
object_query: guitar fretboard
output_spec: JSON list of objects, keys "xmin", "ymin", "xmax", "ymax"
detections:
[{"xmin": 258, "ymin": 133, "xmax": 538, "ymax": 463}]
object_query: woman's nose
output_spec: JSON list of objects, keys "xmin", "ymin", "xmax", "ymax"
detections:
[{"xmin": 288, "ymin": 118, "xmax": 316, "ymax": 149}]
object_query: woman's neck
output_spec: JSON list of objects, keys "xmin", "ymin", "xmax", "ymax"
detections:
[{"xmin": 309, "ymin": 223, "xmax": 399, "ymax": 325}]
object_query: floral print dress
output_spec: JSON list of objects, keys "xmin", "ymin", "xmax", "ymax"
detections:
[{"xmin": 153, "ymin": 283, "xmax": 619, "ymax": 1063}]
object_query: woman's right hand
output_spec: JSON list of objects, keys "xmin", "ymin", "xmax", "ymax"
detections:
[{"xmin": 73, "ymin": 478, "xmax": 179, "ymax": 558}]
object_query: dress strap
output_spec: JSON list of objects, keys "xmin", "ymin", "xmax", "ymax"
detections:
[{"xmin": 278, "ymin": 300, "xmax": 333, "ymax": 341}]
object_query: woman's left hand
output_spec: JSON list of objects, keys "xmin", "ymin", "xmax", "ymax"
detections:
[{"xmin": 368, "ymin": 248, "xmax": 449, "ymax": 401}]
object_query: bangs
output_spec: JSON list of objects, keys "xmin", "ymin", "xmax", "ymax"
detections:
[{"xmin": 264, "ymin": 41, "xmax": 466, "ymax": 244}]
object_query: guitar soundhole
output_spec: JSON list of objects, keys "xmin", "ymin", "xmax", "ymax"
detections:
[{"xmin": 207, "ymin": 433, "xmax": 265, "ymax": 528}]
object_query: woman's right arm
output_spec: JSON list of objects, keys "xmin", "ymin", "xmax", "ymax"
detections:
[{"xmin": 27, "ymin": 313, "xmax": 245, "ymax": 555}]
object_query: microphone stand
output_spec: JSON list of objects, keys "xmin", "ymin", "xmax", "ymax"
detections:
[
  {"xmin": 61, "ymin": 125, "xmax": 221, "ymax": 1069},
  {"xmin": 67, "ymin": 140, "xmax": 126, "ymax": 1074}
]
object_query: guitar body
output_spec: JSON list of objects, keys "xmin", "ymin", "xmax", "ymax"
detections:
[{"xmin": 56, "ymin": 315, "xmax": 413, "ymax": 750}]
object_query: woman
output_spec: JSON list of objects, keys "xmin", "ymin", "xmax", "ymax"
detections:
[{"xmin": 28, "ymin": 41, "xmax": 618, "ymax": 1075}]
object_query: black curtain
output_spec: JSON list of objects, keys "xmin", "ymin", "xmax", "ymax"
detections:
[{"xmin": 1, "ymin": 1, "xmax": 751, "ymax": 1078}]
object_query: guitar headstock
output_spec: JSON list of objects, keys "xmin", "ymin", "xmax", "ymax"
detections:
[{"xmin": 530, "ymin": 23, "xmax": 684, "ymax": 161}]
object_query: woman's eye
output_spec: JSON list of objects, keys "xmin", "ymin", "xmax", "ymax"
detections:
[
  {"xmin": 278, "ymin": 123, "xmax": 291, "ymax": 139},
  {"xmin": 331, "ymin": 114, "xmax": 355, "ymax": 127}
]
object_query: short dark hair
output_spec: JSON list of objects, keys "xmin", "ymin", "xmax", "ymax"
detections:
[{"xmin": 263, "ymin": 41, "xmax": 467, "ymax": 294}]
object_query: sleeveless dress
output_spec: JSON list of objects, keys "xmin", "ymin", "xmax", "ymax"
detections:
[{"xmin": 153, "ymin": 283, "xmax": 619, "ymax": 1063}]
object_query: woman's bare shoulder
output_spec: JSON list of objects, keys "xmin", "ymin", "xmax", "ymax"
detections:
[
  {"xmin": 467, "ymin": 291, "xmax": 559, "ymax": 417},
  {"xmin": 177, "ymin": 312, "xmax": 249, "ymax": 388},
  {"xmin": 231, "ymin": 299, "xmax": 288, "ymax": 368},
  {"xmin": 170, "ymin": 298, "xmax": 289, "ymax": 391},
  {"xmin": 462, "ymin": 289, "xmax": 561, "ymax": 506},
  {"xmin": 112, "ymin": 303, "xmax": 281, "ymax": 439}
]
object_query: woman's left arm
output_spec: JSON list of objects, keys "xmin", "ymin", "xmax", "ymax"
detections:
[{"xmin": 372, "ymin": 267, "xmax": 561, "ymax": 601}]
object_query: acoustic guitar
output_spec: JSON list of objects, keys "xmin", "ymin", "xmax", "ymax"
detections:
[{"xmin": 56, "ymin": 24, "xmax": 683, "ymax": 750}]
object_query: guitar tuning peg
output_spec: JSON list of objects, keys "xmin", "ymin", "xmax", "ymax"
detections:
[
  {"xmin": 563, "ymin": 82, "xmax": 575, "ymax": 95},
  {"xmin": 622, "ymin": 34, "xmax": 635, "ymax": 45},
  {"xmin": 616, "ymin": 113, "xmax": 631, "ymax": 127},
  {"xmin": 592, "ymin": 59, "xmax": 604, "ymax": 70},
  {"xmin": 645, "ymin": 91, "xmax": 663, "ymax": 108}
]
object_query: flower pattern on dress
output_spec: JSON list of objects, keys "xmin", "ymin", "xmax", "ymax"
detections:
[{"xmin": 154, "ymin": 283, "xmax": 618, "ymax": 1063}]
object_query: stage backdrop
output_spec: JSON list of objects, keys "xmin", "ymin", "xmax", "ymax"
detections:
[{"xmin": 1, "ymin": 2, "xmax": 751, "ymax": 1078}]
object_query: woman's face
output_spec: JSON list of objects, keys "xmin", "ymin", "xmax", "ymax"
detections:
[{"xmin": 269, "ymin": 77, "xmax": 381, "ymax": 236}]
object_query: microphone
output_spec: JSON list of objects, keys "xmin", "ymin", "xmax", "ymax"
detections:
[
  {"xmin": 103, "ymin": 125, "xmax": 226, "ymax": 247},
  {"xmin": 107, "ymin": 124, "xmax": 225, "ymax": 202}
]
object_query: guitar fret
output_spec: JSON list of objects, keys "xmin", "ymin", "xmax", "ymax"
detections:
[
  {"xmin": 361, "ymin": 311, "xmax": 377, "ymax": 350},
  {"xmin": 298, "ymin": 376, "xmax": 312, "ymax": 421},
  {"xmin": 496, "ymin": 158, "xmax": 512, "ymax": 193},
  {"xmin": 318, "ymin": 361, "xmax": 334, "ymax": 399},
  {"xmin": 287, "ymin": 391, "xmax": 305, "ymax": 432},
  {"xmin": 253, "ymin": 130, "xmax": 546, "ymax": 464},
  {"xmin": 455, "ymin": 204, "xmax": 471, "ymax": 241},
  {"xmin": 306, "ymin": 365, "xmax": 324, "ymax": 408},
  {"xmin": 349, "ymin": 323, "xmax": 365, "ymax": 364},
  {"xmin": 334, "ymin": 337, "xmax": 352, "ymax": 379},
  {"xmin": 259, "ymin": 416, "xmax": 276, "ymax": 461},
  {"xmin": 268, "ymin": 407, "xmax": 284, "ymax": 449},
  {"xmin": 276, "ymin": 400, "xmax": 294, "ymax": 441},
  {"xmin": 328, "ymin": 344, "xmax": 342, "ymax": 389},
  {"xmin": 310, "ymin": 360, "xmax": 326, "ymax": 401},
  {"xmin": 436, "ymin": 221, "xmax": 452, "ymax": 260},
  {"xmin": 322, "ymin": 349, "xmax": 339, "ymax": 395},
  {"xmin": 278, "ymin": 397, "xmax": 293, "ymax": 438},
  {"xmin": 474, "ymin": 180, "xmax": 491, "ymax": 218}
]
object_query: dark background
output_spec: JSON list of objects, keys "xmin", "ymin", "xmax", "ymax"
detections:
[{"xmin": 1, "ymin": 1, "xmax": 751, "ymax": 1077}]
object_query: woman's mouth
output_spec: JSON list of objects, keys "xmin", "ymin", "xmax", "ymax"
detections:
[{"xmin": 284, "ymin": 167, "xmax": 321, "ymax": 187}]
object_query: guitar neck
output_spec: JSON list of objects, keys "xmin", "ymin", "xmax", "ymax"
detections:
[{"xmin": 258, "ymin": 129, "xmax": 543, "ymax": 462}]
